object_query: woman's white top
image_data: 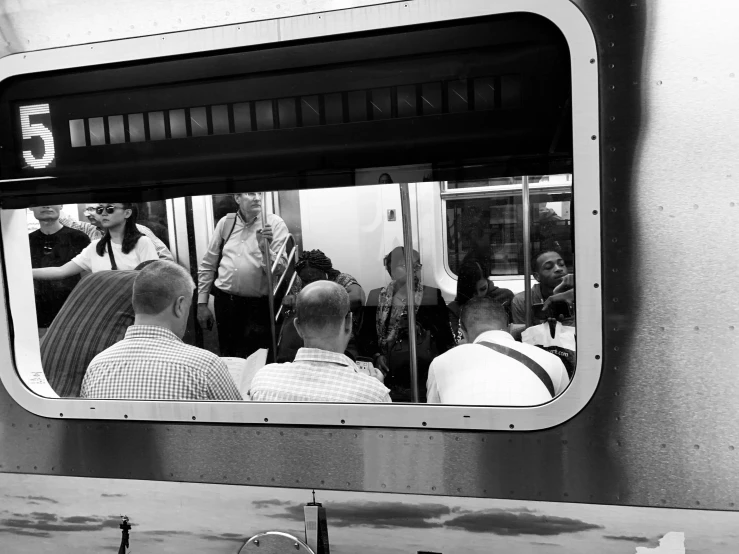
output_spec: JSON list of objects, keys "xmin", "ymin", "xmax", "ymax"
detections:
[{"xmin": 72, "ymin": 236, "xmax": 158, "ymax": 272}]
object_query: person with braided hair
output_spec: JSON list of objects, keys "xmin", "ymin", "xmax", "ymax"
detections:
[{"xmin": 277, "ymin": 249, "xmax": 365, "ymax": 362}]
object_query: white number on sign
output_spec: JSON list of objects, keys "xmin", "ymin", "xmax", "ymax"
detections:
[{"xmin": 19, "ymin": 104, "xmax": 55, "ymax": 169}]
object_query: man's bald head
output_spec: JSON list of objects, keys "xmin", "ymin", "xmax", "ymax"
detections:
[{"xmin": 295, "ymin": 281, "xmax": 351, "ymax": 339}]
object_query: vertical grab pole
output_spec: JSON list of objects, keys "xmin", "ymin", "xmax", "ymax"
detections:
[
  {"xmin": 522, "ymin": 176, "xmax": 533, "ymax": 328},
  {"xmin": 261, "ymin": 197, "xmax": 278, "ymax": 362},
  {"xmin": 399, "ymin": 183, "xmax": 419, "ymax": 403}
]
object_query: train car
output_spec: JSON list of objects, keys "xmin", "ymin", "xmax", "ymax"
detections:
[{"xmin": 0, "ymin": 1, "xmax": 738, "ymax": 552}]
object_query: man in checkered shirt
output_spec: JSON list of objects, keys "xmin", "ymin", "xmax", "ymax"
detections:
[
  {"xmin": 249, "ymin": 281, "xmax": 391, "ymax": 402},
  {"xmin": 81, "ymin": 261, "xmax": 242, "ymax": 400}
]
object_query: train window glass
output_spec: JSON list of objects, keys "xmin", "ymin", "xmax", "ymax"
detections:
[
  {"xmin": 148, "ymin": 111, "xmax": 166, "ymax": 141},
  {"xmin": 233, "ymin": 102, "xmax": 252, "ymax": 133},
  {"xmin": 501, "ymin": 74, "xmax": 522, "ymax": 109},
  {"xmin": 88, "ymin": 117, "xmax": 105, "ymax": 146},
  {"xmin": 255, "ymin": 100, "xmax": 274, "ymax": 131},
  {"xmin": 324, "ymin": 93, "xmax": 343, "ymax": 124},
  {"xmin": 300, "ymin": 96, "xmax": 321, "ymax": 127},
  {"xmin": 108, "ymin": 115, "xmax": 125, "ymax": 144},
  {"xmin": 397, "ymin": 85, "xmax": 417, "ymax": 117},
  {"xmin": 190, "ymin": 107, "xmax": 209, "ymax": 137},
  {"xmin": 69, "ymin": 119, "xmax": 85, "ymax": 148},
  {"xmin": 278, "ymin": 98, "xmax": 297, "ymax": 129},
  {"xmin": 444, "ymin": 175, "xmax": 573, "ymax": 277},
  {"xmin": 170, "ymin": 109, "xmax": 187, "ymax": 139},
  {"xmin": 348, "ymin": 90, "xmax": 367, "ymax": 122},
  {"xmin": 421, "ymin": 83, "xmax": 442, "ymax": 115},
  {"xmin": 370, "ymin": 88, "xmax": 391, "ymax": 120},
  {"xmin": 127, "ymin": 113, "xmax": 145, "ymax": 142},
  {"xmin": 447, "ymin": 80, "xmax": 469, "ymax": 113},
  {"xmin": 0, "ymin": 1, "xmax": 599, "ymax": 428},
  {"xmin": 212, "ymin": 105, "xmax": 230, "ymax": 135},
  {"xmin": 473, "ymin": 77, "xmax": 496, "ymax": 110}
]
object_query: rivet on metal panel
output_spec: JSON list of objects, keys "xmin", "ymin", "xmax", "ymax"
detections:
[
  {"xmin": 730, "ymin": 203, "xmax": 735, "ymax": 207},
  {"xmin": 694, "ymin": 445, "xmax": 700, "ymax": 449},
  {"xmin": 509, "ymin": 424, "xmax": 514, "ymax": 429},
  {"xmin": 609, "ymin": 64, "xmax": 615, "ymax": 69},
  {"xmin": 657, "ymin": 80, "xmax": 663, "ymax": 85},
  {"xmin": 731, "ymin": 502, "xmax": 736, "ymax": 507},
  {"xmin": 595, "ymin": 355, "xmax": 600, "ymax": 360},
  {"xmin": 694, "ymin": 326, "xmax": 700, "ymax": 331},
  {"xmin": 264, "ymin": 418, "xmax": 268, "ymax": 422},
  {"xmin": 124, "ymin": 415, "xmax": 128, "ymax": 419},
  {"xmin": 431, "ymin": 486, "xmax": 436, "ymax": 491},
  {"xmin": 609, "ymin": 85, "xmax": 616, "ymax": 90},
  {"xmin": 593, "ymin": 283, "xmax": 599, "ymax": 288},
  {"xmin": 693, "ymin": 204, "xmax": 699, "ymax": 209},
  {"xmin": 254, "ymin": 539, "xmax": 259, "ymax": 546},
  {"xmin": 730, "ymin": 326, "xmax": 735, "ymax": 331},
  {"xmin": 295, "ymin": 543, "xmax": 299, "ymax": 550},
  {"xmin": 658, "ymin": 206, "xmax": 664, "ymax": 211},
  {"xmin": 381, "ymin": 484, "xmax": 386, "ymax": 489},
  {"xmin": 422, "ymin": 422, "xmax": 427, "ymax": 427},
  {"xmin": 730, "ymin": 446, "xmax": 735, "ymax": 450},
  {"xmin": 659, "ymin": 326, "xmax": 665, "ymax": 331},
  {"xmin": 340, "ymin": 420, "xmax": 345, "ymax": 424},
  {"xmin": 59, "ymin": 413, "xmax": 63, "ymax": 417},
  {"xmin": 589, "ymin": 58, "xmax": 595, "ymax": 64},
  {"xmin": 607, "ymin": 14, "xmax": 614, "ymax": 19},
  {"xmin": 614, "ymin": 346, "xmax": 619, "ymax": 351},
  {"xmin": 612, "ymin": 268, "xmax": 619, "ymax": 273},
  {"xmin": 696, "ymin": 501, "xmax": 700, "ymax": 506},
  {"xmin": 591, "ymin": 135, "xmax": 596, "ymax": 140},
  {"xmin": 610, "ymin": 146, "xmax": 616, "ymax": 152},
  {"xmin": 609, "ymin": 42, "xmax": 615, "ymax": 47},
  {"xmin": 612, "ymin": 238, "xmax": 618, "ymax": 243}
]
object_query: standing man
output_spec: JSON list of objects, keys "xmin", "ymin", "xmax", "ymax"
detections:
[
  {"xmin": 197, "ymin": 192, "xmax": 289, "ymax": 358},
  {"xmin": 28, "ymin": 205, "xmax": 90, "ymax": 333}
]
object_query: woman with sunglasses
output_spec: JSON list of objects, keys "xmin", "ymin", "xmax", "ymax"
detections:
[{"xmin": 32, "ymin": 203, "xmax": 158, "ymax": 280}]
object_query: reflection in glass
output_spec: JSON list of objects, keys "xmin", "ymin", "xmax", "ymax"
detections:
[
  {"xmin": 108, "ymin": 115, "xmax": 125, "ymax": 144},
  {"xmin": 69, "ymin": 119, "xmax": 85, "ymax": 147},
  {"xmin": 88, "ymin": 117, "xmax": 105, "ymax": 146},
  {"xmin": 127, "ymin": 113, "xmax": 145, "ymax": 142}
]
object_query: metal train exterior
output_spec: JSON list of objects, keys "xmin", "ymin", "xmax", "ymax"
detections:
[{"xmin": 0, "ymin": 1, "xmax": 738, "ymax": 552}]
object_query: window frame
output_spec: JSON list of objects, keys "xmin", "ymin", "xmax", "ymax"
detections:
[{"xmin": 0, "ymin": 0, "xmax": 601, "ymax": 431}]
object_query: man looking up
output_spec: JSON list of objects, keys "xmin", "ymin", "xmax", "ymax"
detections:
[
  {"xmin": 81, "ymin": 261, "xmax": 242, "ymax": 400},
  {"xmin": 28, "ymin": 205, "xmax": 90, "ymax": 333},
  {"xmin": 511, "ymin": 250, "xmax": 572, "ymax": 326},
  {"xmin": 250, "ymin": 281, "xmax": 390, "ymax": 402},
  {"xmin": 197, "ymin": 192, "xmax": 289, "ymax": 358},
  {"xmin": 427, "ymin": 297, "xmax": 569, "ymax": 405}
]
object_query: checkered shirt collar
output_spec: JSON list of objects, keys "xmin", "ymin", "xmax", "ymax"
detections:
[
  {"xmin": 293, "ymin": 348, "xmax": 360, "ymax": 373},
  {"xmin": 123, "ymin": 324, "xmax": 183, "ymax": 343}
]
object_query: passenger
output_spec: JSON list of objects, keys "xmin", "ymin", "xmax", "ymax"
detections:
[
  {"xmin": 32, "ymin": 203, "xmax": 158, "ymax": 279},
  {"xmin": 28, "ymin": 205, "xmax": 90, "ymax": 334},
  {"xmin": 358, "ymin": 246, "xmax": 455, "ymax": 402},
  {"xmin": 278, "ymin": 250, "xmax": 365, "ymax": 362},
  {"xmin": 250, "ymin": 281, "xmax": 390, "ymax": 402},
  {"xmin": 511, "ymin": 250, "xmax": 574, "ymax": 326},
  {"xmin": 197, "ymin": 192, "xmax": 289, "ymax": 358},
  {"xmin": 59, "ymin": 203, "xmax": 174, "ymax": 261},
  {"xmin": 378, "ymin": 173, "xmax": 394, "ymax": 184},
  {"xmin": 427, "ymin": 297, "xmax": 569, "ymax": 405},
  {"xmin": 40, "ymin": 267, "xmax": 142, "ymax": 397},
  {"xmin": 81, "ymin": 261, "xmax": 242, "ymax": 400}
]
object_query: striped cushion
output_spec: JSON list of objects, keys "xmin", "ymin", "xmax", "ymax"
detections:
[{"xmin": 40, "ymin": 270, "xmax": 137, "ymax": 397}]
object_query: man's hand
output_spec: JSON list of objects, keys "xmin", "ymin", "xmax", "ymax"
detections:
[
  {"xmin": 375, "ymin": 355, "xmax": 390, "ymax": 377},
  {"xmin": 257, "ymin": 224, "xmax": 274, "ymax": 246},
  {"xmin": 197, "ymin": 304, "xmax": 214, "ymax": 330},
  {"xmin": 553, "ymin": 274, "xmax": 575, "ymax": 294},
  {"xmin": 367, "ymin": 366, "xmax": 385, "ymax": 383}
]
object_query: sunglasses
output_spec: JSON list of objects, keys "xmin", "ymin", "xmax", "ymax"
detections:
[{"xmin": 95, "ymin": 205, "xmax": 122, "ymax": 215}]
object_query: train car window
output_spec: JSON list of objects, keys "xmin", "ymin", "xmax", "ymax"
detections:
[{"xmin": 0, "ymin": 2, "xmax": 600, "ymax": 429}]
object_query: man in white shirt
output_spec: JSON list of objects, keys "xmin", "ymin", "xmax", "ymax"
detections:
[{"xmin": 426, "ymin": 297, "xmax": 569, "ymax": 405}]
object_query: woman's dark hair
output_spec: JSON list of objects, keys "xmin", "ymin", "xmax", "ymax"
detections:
[
  {"xmin": 296, "ymin": 249, "xmax": 340, "ymax": 280},
  {"xmin": 455, "ymin": 261, "xmax": 486, "ymax": 304},
  {"xmin": 95, "ymin": 203, "xmax": 144, "ymax": 257}
]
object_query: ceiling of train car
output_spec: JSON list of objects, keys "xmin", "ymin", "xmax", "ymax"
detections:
[{"xmin": 0, "ymin": 0, "xmax": 395, "ymax": 58}]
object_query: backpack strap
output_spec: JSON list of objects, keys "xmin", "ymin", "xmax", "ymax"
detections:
[
  {"xmin": 107, "ymin": 240, "xmax": 118, "ymax": 270},
  {"xmin": 478, "ymin": 341, "xmax": 555, "ymax": 398},
  {"xmin": 214, "ymin": 213, "xmax": 238, "ymax": 272}
]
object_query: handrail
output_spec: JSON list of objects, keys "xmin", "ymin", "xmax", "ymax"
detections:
[
  {"xmin": 271, "ymin": 233, "xmax": 293, "ymax": 275},
  {"xmin": 274, "ymin": 272, "xmax": 298, "ymax": 324},
  {"xmin": 272, "ymin": 245, "xmax": 297, "ymax": 297},
  {"xmin": 261, "ymin": 202, "xmax": 278, "ymax": 361},
  {"xmin": 440, "ymin": 182, "xmax": 572, "ymax": 201}
]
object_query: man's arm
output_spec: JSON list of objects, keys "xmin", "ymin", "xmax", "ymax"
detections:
[
  {"xmin": 426, "ymin": 362, "xmax": 441, "ymax": 404},
  {"xmin": 59, "ymin": 214, "xmax": 102, "ymax": 241},
  {"xmin": 511, "ymin": 295, "xmax": 527, "ymax": 325},
  {"xmin": 207, "ymin": 359, "xmax": 244, "ymax": 401},
  {"xmin": 261, "ymin": 216, "xmax": 289, "ymax": 274},
  {"xmin": 136, "ymin": 224, "xmax": 174, "ymax": 261},
  {"xmin": 197, "ymin": 217, "xmax": 227, "ymax": 304}
]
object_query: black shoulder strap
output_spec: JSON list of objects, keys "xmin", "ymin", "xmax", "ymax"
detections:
[
  {"xmin": 107, "ymin": 240, "xmax": 118, "ymax": 270},
  {"xmin": 215, "ymin": 213, "xmax": 238, "ymax": 271},
  {"xmin": 478, "ymin": 341, "xmax": 554, "ymax": 397}
]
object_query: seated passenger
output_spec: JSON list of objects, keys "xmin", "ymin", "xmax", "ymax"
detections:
[
  {"xmin": 427, "ymin": 297, "xmax": 569, "ymax": 405},
  {"xmin": 448, "ymin": 261, "xmax": 514, "ymax": 344},
  {"xmin": 33, "ymin": 203, "xmax": 158, "ymax": 280},
  {"xmin": 81, "ymin": 261, "xmax": 242, "ymax": 400},
  {"xmin": 60, "ymin": 203, "xmax": 174, "ymax": 261},
  {"xmin": 278, "ymin": 249, "xmax": 365, "ymax": 362},
  {"xmin": 358, "ymin": 246, "xmax": 455, "ymax": 402},
  {"xmin": 511, "ymin": 250, "xmax": 575, "ymax": 326},
  {"xmin": 250, "ymin": 281, "xmax": 390, "ymax": 403},
  {"xmin": 41, "ymin": 268, "xmax": 140, "ymax": 397}
]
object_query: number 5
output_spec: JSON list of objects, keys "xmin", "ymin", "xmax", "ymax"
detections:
[{"xmin": 19, "ymin": 104, "xmax": 55, "ymax": 169}]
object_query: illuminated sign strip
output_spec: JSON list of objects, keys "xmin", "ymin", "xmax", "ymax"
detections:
[{"xmin": 68, "ymin": 75, "xmax": 520, "ymax": 148}]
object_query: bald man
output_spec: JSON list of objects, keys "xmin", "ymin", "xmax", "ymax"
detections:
[{"xmin": 250, "ymin": 281, "xmax": 391, "ymax": 403}]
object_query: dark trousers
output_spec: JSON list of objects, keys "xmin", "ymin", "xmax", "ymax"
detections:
[{"xmin": 212, "ymin": 288, "xmax": 273, "ymax": 359}]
